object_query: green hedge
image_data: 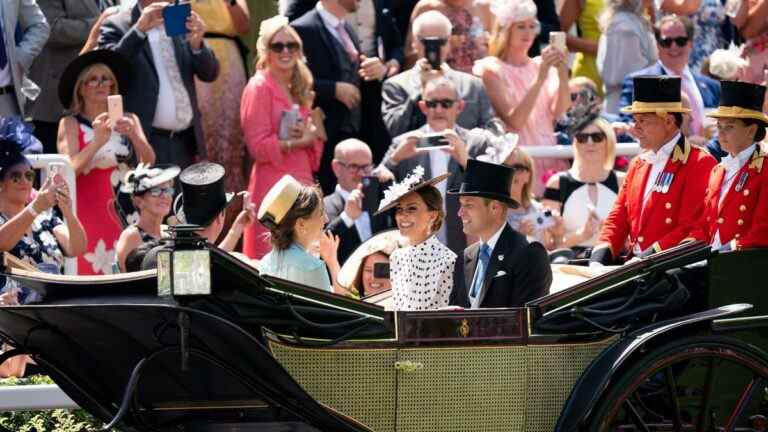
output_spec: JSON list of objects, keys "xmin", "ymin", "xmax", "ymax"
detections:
[{"xmin": 0, "ymin": 375, "xmax": 109, "ymax": 432}]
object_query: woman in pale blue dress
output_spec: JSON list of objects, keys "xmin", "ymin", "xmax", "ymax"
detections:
[{"xmin": 256, "ymin": 175, "xmax": 340, "ymax": 292}]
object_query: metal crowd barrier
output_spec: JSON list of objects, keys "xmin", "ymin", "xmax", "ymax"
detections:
[
  {"xmin": 0, "ymin": 143, "xmax": 644, "ymax": 412},
  {"xmin": 26, "ymin": 154, "xmax": 78, "ymax": 275}
]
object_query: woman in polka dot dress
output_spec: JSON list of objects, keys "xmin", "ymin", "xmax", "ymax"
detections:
[{"xmin": 375, "ymin": 167, "xmax": 456, "ymax": 311}]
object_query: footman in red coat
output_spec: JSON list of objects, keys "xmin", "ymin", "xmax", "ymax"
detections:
[
  {"xmin": 591, "ymin": 76, "xmax": 717, "ymax": 264},
  {"xmin": 689, "ymin": 81, "xmax": 768, "ymax": 251}
]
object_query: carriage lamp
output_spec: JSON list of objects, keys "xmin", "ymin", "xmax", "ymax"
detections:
[{"xmin": 156, "ymin": 225, "xmax": 212, "ymax": 297}]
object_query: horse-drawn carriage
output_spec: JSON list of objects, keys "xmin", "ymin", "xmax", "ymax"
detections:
[{"xmin": 0, "ymin": 229, "xmax": 766, "ymax": 431}]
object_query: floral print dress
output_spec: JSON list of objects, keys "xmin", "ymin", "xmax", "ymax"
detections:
[
  {"xmin": 689, "ymin": 0, "xmax": 727, "ymax": 72},
  {"xmin": 0, "ymin": 211, "xmax": 65, "ymax": 303}
]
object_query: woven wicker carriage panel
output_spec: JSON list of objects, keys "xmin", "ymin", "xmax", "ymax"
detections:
[
  {"xmin": 524, "ymin": 338, "xmax": 617, "ymax": 432},
  {"xmin": 268, "ymin": 341, "xmax": 398, "ymax": 432},
  {"xmin": 395, "ymin": 347, "xmax": 528, "ymax": 432}
]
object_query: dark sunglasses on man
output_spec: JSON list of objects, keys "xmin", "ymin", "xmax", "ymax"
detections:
[
  {"xmin": 574, "ymin": 131, "xmax": 607, "ymax": 144},
  {"xmin": 269, "ymin": 42, "xmax": 300, "ymax": 54},
  {"xmin": 424, "ymin": 99, "xmax": 456, "ymax": 109},
  {"xmin": 657, "ymin": 36, "xmax": 689, "ymax": 49}
]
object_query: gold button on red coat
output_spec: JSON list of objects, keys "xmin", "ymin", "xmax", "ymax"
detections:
[
  {"xmin": 736, "ymin": 233, "xmax": 741, "ymax": 239},
  {"xmin": 665, "ymin": 202, "xmax": 672, "ymax": 209},
  {"xmin": 665, "ymin": 218, "xmax": 672, "ymax": 224},
  {"xmin": 717, "ymin": 218, "xmax": 724, "ymax": 224},
  {"xmin": 744, "ymin": 189, "xmax": 750, "ymax": 196},
  {"xmin": 638, "ymin": 236, "xmax": 644, "ymax": 243},
  {"xmin": 740, "ymin": 205, "xmax": 747, "ymax": 212},
  {"xmin": 738, "ymin": 219, "xmax": 744, "ymax": 226}
]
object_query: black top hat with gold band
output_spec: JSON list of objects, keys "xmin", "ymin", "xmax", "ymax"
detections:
[
  {"xmin": 173, "ymin": 162, "xmax": 235, "ymax": 226},
  {"xmin": 258, "ymin": 175, "xmax": 303, "ymax": 230},
  {"xmin": 706, "ymin": 80, "xmax": 768, "ymax": 126},
  {"xmin": 620, "ymin": 76, "xmax": 691, "ymax": 115},
  {"xmin": 448, "ymin": 159, "xmax": 519, "ymax": 208}
]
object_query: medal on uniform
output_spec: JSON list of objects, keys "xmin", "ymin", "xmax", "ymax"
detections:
[
  {"xmin": 663, "ymin": 172, "xmax": 672, "ymax": 194},
  {"xmin": 735, "ymin": 172, "xmax": 749, "ymax": 192}
]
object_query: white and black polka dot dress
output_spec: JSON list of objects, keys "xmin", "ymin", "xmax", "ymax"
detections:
[{"xmin": 390, "ymin": 236, "xmax": 457, "ymax": 311}]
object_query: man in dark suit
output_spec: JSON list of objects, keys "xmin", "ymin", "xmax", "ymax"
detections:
[
  {"xmin": 98, "ymin": 0, "xmax": 219, "ymax": 168},
  {"xmin": 292, "ymin": 0, "xmax": 391, "ymax": 194},
  {"xmin": 449, "ymin": 160, "xmax": 552, "ymax": 309},
  {"xmin": 380, "ymin": 76, "xmax": 494, "ymax": 254},
  {"xmin": 30, "ymin": 0, "xmax": 115, "ymax": 154},
  {"xmin": 618, "ymin": 15, "xmax": 720, "ymax": 128},
  {"xmin": 324, "ymin": 138, "xmax": 393, "ymax": 264}
]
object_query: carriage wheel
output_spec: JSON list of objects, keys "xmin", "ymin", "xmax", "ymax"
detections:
[{"xmin": 589, "ymin": 336, "xmax": 768, "ymax": 432}]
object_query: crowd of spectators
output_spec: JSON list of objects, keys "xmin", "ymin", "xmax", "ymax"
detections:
[{"xmin": 0, "ymin": 0, "xmax": 767, "ymax": 320}]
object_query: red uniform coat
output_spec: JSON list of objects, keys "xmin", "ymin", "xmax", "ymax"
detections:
[
  {"xmin": 597, "ymin": 136, "xmax": 717, "ymax": 257},
  {"xmin": 690, "ymin": 145, "xmax": 768, "ymax": 250}
]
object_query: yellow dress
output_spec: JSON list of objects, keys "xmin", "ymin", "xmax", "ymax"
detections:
[
  {"xmin": 191, "ymin": 0, "xmax": 248, "ymax": 192},
  {"xmin": 571, "ymin": 0, "xmax": 604, "ymax": 95}
]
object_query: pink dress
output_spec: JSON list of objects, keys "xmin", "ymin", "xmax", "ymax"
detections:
[
  {"xmin": 474, "ymin": 56, "xmax": 569, "ymax": 194},
  {"xmin": 240, "ymin": 70, "xmax": 324, "ymax": 259},
  {"xmin": 75, "ymin": 119, "xmax": 128, "ymax": 275}
]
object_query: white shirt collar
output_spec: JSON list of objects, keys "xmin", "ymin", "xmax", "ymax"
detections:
[
  {"xmin": 484, "ymin": 222, "xmax": 507, "ymax": 253},
  {"xmin": 641, "ymin": 132, "xmax": 679, "ymax": 164},
  {"xmin": 316, "ymin": 2, "xmax": 343, "ymax": 29},
  {"xmin": 721, "ymin": 143, "xmax": 756, "ymax": 173},
  {"xmin": 335, "ymin": 184, "xmax": 352, "ymax": 200}
]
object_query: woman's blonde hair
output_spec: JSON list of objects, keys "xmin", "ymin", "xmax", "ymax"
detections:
[
  {"xmin": 599, "ymin": 0, "xmax": 650, "ymax": 32},
  {"xmin": 505, "ymin": 147, "xmax": 535, "ymax": 209},
  {"xmin": 70, "ymin": 63, "xmax": 118, "ymax": 114},
  {"xmin": 255, "ymin": 18, "xmax": 314, "ymax": 108},
  {"xmin": 488, "ymin": 18, "xmax": 540, "ymax": 59},
  {"xmin": 573, "ymin": 117, "xmax": 617, "ymax": 171}
]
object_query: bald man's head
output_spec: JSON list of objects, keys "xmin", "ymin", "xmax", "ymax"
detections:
[{"xmin": 332, "ymin": 139, "xmax": 373, "ymax": 191}]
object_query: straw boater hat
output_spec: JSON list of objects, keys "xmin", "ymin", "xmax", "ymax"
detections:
[
  {"xmin": 706, "ymin": 80, "xmax": 768, "ymax": 127},
  {"xmin": 620, "ymin": 76, "xmax": 691, "ymax": 115},
  {"xmin": 448, "ymin": 159, "xmax": 519, "ymax": 208},
  {"xmin": 374, "ymin": 166, "xmax": 449, "ymax": 215},
  {"xmin": 173, "ymin": 162, "xmax": 235, "ymax": 226},
  {"xmin": 337, "ymin": 229, "xmax": 407, "ymax": 295},
  {"xmin": 258, "ymin": 175, "xmax": 304, "ymax": 230}
]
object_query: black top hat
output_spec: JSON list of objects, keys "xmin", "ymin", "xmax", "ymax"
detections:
[
  {"xmin": 620, "ymin": 76, "xmax": 690, "ymax": 114},
  {"xmin": 706, "ymin": 81, "xmax": 768, "ymax": 126},
  {"xmin": 58, "ymin": 49, "xmax": 132, "ymax": 110},
  {"xmin": 173, "ymin": 162, "xmax": 235, "ymax": 226},
  {"xmin": 448, "ymin": 159, "xmax": 519, "ymax": 208}
]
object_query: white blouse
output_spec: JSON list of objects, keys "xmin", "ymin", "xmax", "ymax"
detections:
[{"xmin": 390, "ymin": 236, "xmax": 457, "ymax": 311}]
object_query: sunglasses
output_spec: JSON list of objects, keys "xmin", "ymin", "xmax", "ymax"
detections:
[
  {"xmin": 269, "ymin": 42, "xmax": 300, "ymax": 54},
  {"xmin": 85, "ymin": 75, "xmax": 114, "ymax": 88},
  {"xmin": 146, "ymin": 186, "xmax": 175, "ymax": 198},
  {"xmin": 657, "ymin": 36, "xmax": 689, "ymax": 48},
  {"xmin": 424, "ymin": 99, "xmax": 456, "ymax": 109},
  {"xmin": 6, "ymin": 170, "xmax": 35, "ymax": 183},
  {"xmin": 574, "ymin": 132, "xmax": 607, "ymax": 144},
  {"xmin": 337, "ymin": 161, "xmax": 372, "ymax": 173}
]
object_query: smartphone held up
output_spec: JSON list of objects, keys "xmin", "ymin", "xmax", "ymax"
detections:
[{"xmin": 163, "ymin": 1, "xmax": 192, "ymax": 37}]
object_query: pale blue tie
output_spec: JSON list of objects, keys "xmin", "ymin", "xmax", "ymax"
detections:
[{"xmin": 470, "ymin": 243, "xmax": 491, "ymax": 300}]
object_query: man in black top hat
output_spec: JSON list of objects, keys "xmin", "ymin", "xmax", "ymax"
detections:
[{"xmin": 448, "ymin": 159, "xmax": 552, "ymax": 309}]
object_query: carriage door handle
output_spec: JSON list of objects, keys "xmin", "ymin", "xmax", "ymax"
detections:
[{"xmin": 394, "ymin": 361, "xmax": 424, "ymax": 372}]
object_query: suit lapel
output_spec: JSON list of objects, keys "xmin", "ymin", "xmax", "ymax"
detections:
[
  {"xmin": 131, "ymin": 5, "xmax": 158, "ymax": 77},
  {"xmin": 477, "ymin": 225, "xmax": 510, "ymax": 306},
  {"xmin": 464, "ymin": 244, "xmax": 479, "ymax": 298},
  {"xmin": 312, "ymin": 11, "xmax": 341, "ymax": 67}
]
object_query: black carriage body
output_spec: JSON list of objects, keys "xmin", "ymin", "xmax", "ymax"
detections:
[{"xmin": 0, "ymin": 242, "xmax": 767, "ymax": 431}]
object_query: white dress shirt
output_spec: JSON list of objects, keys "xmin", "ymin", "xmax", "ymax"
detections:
[
  {"xmin": 348, "ymin": 0, "xmax": 377, "ymax": 56},
  {"xmin": 336, "ymin": 184, "xmax": 373, "ymax": 242},
  {"xmin": 469, "ymin": 222, "xmax": 506, "ymax": 308},
  {"xmin": 424, "ymin": 125, "xmax": 452, "ymax": 244},
  {"xmin": 712, "ymin": 143, "xmax": 756, "ymax": 249},
  {"xmin": 640, "ymin": 133, "xmax": 679, "ymax": 208},
  {"xmin": 316, "ymin": 2, "xmax": 347, "ymax": 46},
  {"xmin": 146, "ymin": 27, "xmax": 192, "ymax": 131}
]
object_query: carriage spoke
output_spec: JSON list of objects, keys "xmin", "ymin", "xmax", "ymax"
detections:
[
  {"xmin": 665, "ymin": 368, "xmax": 683, "ymax": 432},
  {"xmin": 724, "ymin": 376, "xmax": 766, "ymax": 431},
  {"xmin": 696, "ymin": 358, "xmax": 717, "ymax": 432},
  {"xmin": 625, "ymin": 398, "xmax": 652, "ymax": 432}
]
